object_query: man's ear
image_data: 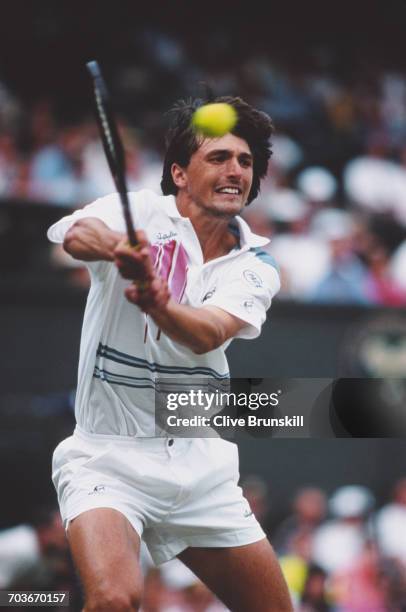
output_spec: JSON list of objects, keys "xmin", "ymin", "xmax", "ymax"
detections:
[{"xmin": 171, "ymin": 163, "xmax": 187, "ymax": 189}]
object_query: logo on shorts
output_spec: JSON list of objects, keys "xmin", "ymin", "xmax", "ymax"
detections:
[
  {"xmin": 243, "ymin": 508, "xmax": 253, "ymax": 517},
  {"xmin": 88, "ymin": 485, "xmax": 106, "ymax": 495},
  {"xmin": 243, "ymin": 270, "xmax": 263, "ymax": 288}
]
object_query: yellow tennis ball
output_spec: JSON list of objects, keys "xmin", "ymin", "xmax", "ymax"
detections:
[{"xmin": 192, "ymin": 103, "xmax": 237, "ymax": 137}]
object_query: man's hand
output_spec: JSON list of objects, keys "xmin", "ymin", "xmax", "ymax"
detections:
[
  {"xmin": 124, "ymin": 278, "xmax": 171, "ymax": 313},
  {"xmin": 114, "ymin": 230, "xmax": 170, "ymax": 312},
  {"xmin": 114, "ymin": 230, "xmax": 154, "ymax": 280}
]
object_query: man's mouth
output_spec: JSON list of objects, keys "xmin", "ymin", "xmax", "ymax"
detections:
[{"xmin": 215, "ymin": 186, "xmax": 242, "ymax": 195}]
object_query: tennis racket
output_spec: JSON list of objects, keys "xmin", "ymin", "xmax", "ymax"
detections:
[{"xmin": 86, "ymin": 60, "xmax": 137, "ymax": 246}]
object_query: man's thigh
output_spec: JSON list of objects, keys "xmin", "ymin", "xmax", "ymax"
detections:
[
  {"xmin": 178, "ymin": 538, "xmax": 293, "ymax": 612},
  {"xmin": 68, "ymin": 508, "xmax": 143, "ymax": 608}
]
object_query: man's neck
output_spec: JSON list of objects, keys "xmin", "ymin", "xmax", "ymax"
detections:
[{"xmin": 175, "ymin": 196, "xmax": 240, "ymax": 262}]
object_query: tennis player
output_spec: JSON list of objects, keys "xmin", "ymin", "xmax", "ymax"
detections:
[{"xmin": 48, "ymin": 97, "xmax": 292, "ymax": 612}]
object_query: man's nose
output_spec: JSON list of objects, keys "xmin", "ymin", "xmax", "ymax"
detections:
[{"xmin": 225, "ymin": 157, "xmax": 243, "ymax": 178}]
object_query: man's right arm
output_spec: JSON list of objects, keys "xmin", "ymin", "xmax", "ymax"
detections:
[{"xmin": 63, "ymin": 218, "xmax": 124, "ymax": 262}]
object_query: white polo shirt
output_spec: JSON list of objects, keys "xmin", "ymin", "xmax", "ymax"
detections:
[{"xmin": 48, "ymin": 190, "xmax": 280, "ymax": 437}]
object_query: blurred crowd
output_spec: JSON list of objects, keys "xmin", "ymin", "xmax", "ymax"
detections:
[
  {"xmin": 1, "ymin": 478, "xmax": 406, "ymax": 611},
  {"xmin": 1, "ymin": 33, "xmax": 406, "ymax": 304},
  {"xmin": 252, "ymin": 478, "xmax": 406, "ymax": 611}
]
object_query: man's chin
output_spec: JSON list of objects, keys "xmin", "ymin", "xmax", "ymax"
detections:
[
  {"xmin": 213, "ymin": 203, "xmax": 245, "ymax": 218},
  {"xmin": 213, "ymin": 194, "xmax": 245, "ymax": 210}
]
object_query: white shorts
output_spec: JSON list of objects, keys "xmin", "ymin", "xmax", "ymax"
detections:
[{"xmin": 52, "ymin": 427, "xmax": 265, "ymax": 565}]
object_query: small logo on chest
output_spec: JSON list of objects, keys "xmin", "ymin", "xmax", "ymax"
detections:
[
  {"xmin": 202, "ymin": 287, "xmax": 217, "ymax": 302},
  {"xmin": 156, "ymin": 231, "xmax": 177, "ymax": 242}
]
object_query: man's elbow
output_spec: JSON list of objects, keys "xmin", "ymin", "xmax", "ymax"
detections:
[
  {"xmin": 192, "ymin": 341, "xmax": 214, "ymax": 355},
  {"xmin": 191, "ymin": 326, "xmax": 226, "ymax": 355}
]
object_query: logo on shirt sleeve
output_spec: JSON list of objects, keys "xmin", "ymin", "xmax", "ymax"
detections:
[
  {"xmin": 243, "ymin": 299, "xmax": 254, "ymax": 313},
  {"xmin": 243, "ymin": 270, "xmax": 263, "ymax": 288}
]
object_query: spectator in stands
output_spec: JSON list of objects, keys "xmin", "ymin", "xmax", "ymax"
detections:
[
  {"xmin": 298, "ymin": 564, "xmax": 330, "ymax": 612},
  {"xmin": 29, "ymin": 125, "xmax": 88, "ymax": 205},
  {"xmin": 390, "ymin": 239, "xmax": 406, "ymax": 294},
  {"xmin": 273, "ymin": 487, "xmax": 327, "ymax": 556},
  {"xmin": 0, "ymin": 506, "xmax": 68, "ymax": 589},
  {"xmin": 266, "ymin": 192, "xmax": 331, "ymax": 299},
  {"xmin": 309, "ymin": 209, "xmax": 370, "ymax": 304},
  {"xmin": 312, "ymin": 485, "xmax": 375, "ymax": 575},
  {"xmin": 330, "ymin": 542, "xmax": 387, "ymax": 611},
  {"xmin": 375, "ymin": 478, "xmax": 406, "ymax": 564},
  {"xmin": 241, "ymin": 475, "xmax": 270, "ymax": 525},
  {"xmin": 0, "ymin": 134, "xmax": 22, "ymax": 197},
  {"xmin": 157, "ymin": 559, "xmax": 228, "ymax": 611}
]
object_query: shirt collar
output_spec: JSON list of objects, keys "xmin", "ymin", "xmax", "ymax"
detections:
[
  {"xmin": 231, "ymin": 215, "xmax": 270, "ymax": 248},
  {"xmin": 163, "ymin": 195, "xmax": 270, "ymax": 248},
  {"xmin": 163, "ymin": 195, "xmax": 183, "ymax": 218}
]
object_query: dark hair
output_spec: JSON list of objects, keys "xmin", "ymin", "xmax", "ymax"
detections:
[{"xmin": 161, "ymin": 96, "xmax": 274, "ymax": 205}]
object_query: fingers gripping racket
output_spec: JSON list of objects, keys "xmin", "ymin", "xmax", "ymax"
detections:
[{"xmin": 86, "ymin": 60, "xmax": 137, "ymax": 246}]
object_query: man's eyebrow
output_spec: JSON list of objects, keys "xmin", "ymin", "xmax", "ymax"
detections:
[
  {"xmin": 205, "ymin": 149, "xmax": 253, "ymax": 159},
  {"xmin": 239, "ymin": 152, "xmax": 253, "ymax": 160}
]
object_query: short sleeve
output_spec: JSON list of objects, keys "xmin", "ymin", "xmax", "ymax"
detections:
[
  {"xmin": 203, "ymin": 250, "xmax": 280, "ymax": 340},
  {"xmin": 46, "ymin": 191, "xmax": 156, "ymax": 279},
  {"xmin": 47, "ymin": 193, "xmax": 124, "ymax": 244}
]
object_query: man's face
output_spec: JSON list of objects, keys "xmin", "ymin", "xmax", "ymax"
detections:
[{"xmin": 173, "ymin": 133, "xmax": 253, "ymax": 218}]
